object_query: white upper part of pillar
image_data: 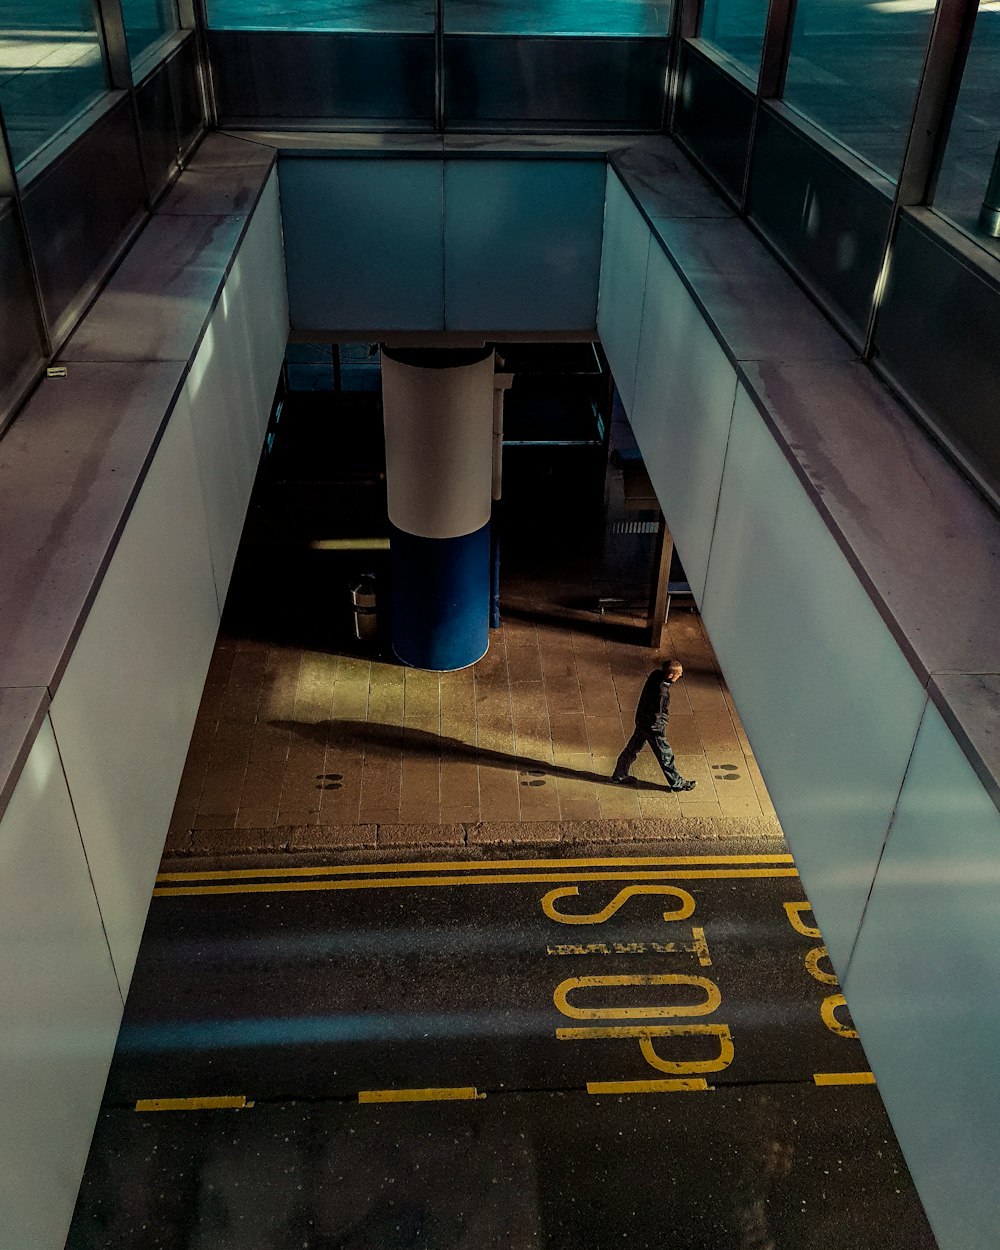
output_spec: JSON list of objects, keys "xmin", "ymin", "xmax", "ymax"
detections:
[{"xmin": 381, "ymin": 348, "xmax": 494, "ymax": 542}]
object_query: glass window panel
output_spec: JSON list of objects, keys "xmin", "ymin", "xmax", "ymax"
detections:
[
  {"xmin": 699, "ymin": 0, "xmax": 770, "ymax": 80},
  {"xmin": 784, "ymin": 0, "xmax": 935, "ymax": 179},
  {"xmin": 339, "ymin": 342, "xmax": 381, "ymax": 392},
  {"xmin": 444, "ymin": 1, "xmax": 670, "ymax": 37},
  {"xmin": 933, "ymin": 1, "xmax": 1000, "ymax": 245},
  {"xmin": 121, "ymin": 0, "xmax": 179, "ymax": 66},
  {"xmin": 204, "ymin": 1, "xmax": 434, "ymax": 33},
  {"xmin": 0, "ymin": 0, "xmax": 109, "ymax": 169},
  {"xmin": 205, "ymin": 0, "xmax": 671, "ymax": 35},
  {"xmin": 285, "ymin": 343, "xmax": 334, "ymax": 392}
]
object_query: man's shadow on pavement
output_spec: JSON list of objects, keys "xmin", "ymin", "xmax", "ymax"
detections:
[{"xmin": 269, "ymin": 719, "xmax": 671, "ymax": 792}]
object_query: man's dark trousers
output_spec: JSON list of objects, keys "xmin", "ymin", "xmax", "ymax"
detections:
[{"xmin": 614, "ymin": 727, "xmax": 686, "ymax": 788}]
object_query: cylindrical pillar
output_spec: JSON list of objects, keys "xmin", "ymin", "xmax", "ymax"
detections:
[
  {"xmin": 381, "ymin": 346, "xmax": 494, "ymax": 670},
  {"xmin": 490, "ymin": 367, "xmax": 513, "ymax": 630}
]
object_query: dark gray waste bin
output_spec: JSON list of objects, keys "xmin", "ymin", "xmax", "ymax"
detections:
[{"xmin": 350, "ymin": 574, "xmax": 378, "ymax": 640}]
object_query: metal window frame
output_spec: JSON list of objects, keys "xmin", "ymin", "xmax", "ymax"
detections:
[
  {"xmin": 675, "ymin": 0, "xmax": 989, "ymax": 361},
  {"xmin": 4, "ymin": 0, "xmax": 990, "ymax": 409},
  {"xmin": 0, "ymin": 106, "xmax": 52, "ymax": 363},
  {"xmin": 735, "ymin": 0, "xmax": 798, "ymax": 209},
  {"xmin": 0, "ymin": 0, "xmax": 209, "ymax": 432},
  {"xmin": 864, "ymin": 0, "xmax": 981, "ymax": 353},
  {"xmin": 666, "ymin": 0, "xmax": 704, "ymax": 131},
  {"xmin": 196, "ymin": 2, "xmax": 673, "ymax": 135}
]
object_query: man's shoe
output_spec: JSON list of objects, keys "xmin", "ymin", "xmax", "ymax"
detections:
[
  {"xmin": 611, "ymin": 773, "xmax": 630, "ymax": 784},
  {"xmin": 669, "ymin": 779, "xmax": 696, "ymax": 792}
]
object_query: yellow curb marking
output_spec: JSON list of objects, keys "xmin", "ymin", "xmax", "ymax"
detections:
[
  {"xmin": 157, "ymin": 853, "xmax": 795, "ymax": 884},
  {"xmin": 154, "ymin": 868, "xmax": 799, "ymax": 897}
]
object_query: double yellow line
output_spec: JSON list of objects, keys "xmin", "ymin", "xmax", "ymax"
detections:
[{"xmin": 153, "ymin": 853, "xmax": 798, "ymax": 898}]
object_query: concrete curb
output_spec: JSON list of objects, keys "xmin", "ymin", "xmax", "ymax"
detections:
[{"xmin": 166, "ymin": 813, "xmax": 784, "ymax": 857}]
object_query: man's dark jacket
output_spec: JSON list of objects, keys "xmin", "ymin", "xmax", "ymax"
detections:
[{"xmin": 635, "ymin": 670, "xmax": 672, "ymax": 734}]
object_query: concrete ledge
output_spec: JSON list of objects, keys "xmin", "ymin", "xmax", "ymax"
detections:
[
  {"xmin": 0, "ymin": 133, "xmax": 278, "ymax": 825},
  {"xmin": 231, "ymin": 129, "xmax": 641, "ymax": 160}
]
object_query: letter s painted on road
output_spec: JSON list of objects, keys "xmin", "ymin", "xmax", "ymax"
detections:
[{"xmin": 541, "ymin": 884, "xmax": 696, "ymax": 925}]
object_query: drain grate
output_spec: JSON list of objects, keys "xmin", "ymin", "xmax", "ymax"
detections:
[{"xmin": 611, "ymin": 519, "xmax": 660, "ymax": 535}]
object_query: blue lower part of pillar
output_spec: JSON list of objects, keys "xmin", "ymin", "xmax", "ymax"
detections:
[
  {"xmin": 489, "ymin": 502, "xmax": 501, "ymax": 629},
  {"xmin": 390, "ymin": 521, "xmax": 490, "ymax": 671}
]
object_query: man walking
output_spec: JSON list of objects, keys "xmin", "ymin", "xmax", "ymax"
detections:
[{"xmin": 612, "ymin": 658, "xmax": 696, "ymax": 791}]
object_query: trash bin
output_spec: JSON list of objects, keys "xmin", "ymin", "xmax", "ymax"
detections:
[{"xmin": 350, "ymin": 574, "xmax": 378, "ymax": 641}]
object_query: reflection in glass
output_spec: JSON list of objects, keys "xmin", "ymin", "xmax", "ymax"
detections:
[
  {"xmin": 444, "ymin": 0, "xmax": 670, "ymax": 36},
  {"xmin": 933, "ymin": 2, "xmax": 1000, "ymax": 243},
  {"xmin": 784, "ymin": 0, "xmax": 935, "ymax": 179},
  {"xmin": 204, "ymin": 0, "xmax": 435, "ymax": 33},
  {"xmin": 0, "ymin": 0, "xmax": 109, "ymax": 168},
  {"xmin": 121, "ymin": 0, "xmax": 179, "ymax": 66},
  {"xmin": 205, "ymin": 0, "xmax": 670, "ymax": 35},
  {"xmin": 699, "ymin": 0, "xmax": 770, "ymax": 80}
]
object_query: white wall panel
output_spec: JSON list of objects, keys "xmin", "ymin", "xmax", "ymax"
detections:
[
  {"xmin": 444, "ymin": 159, "xmax": 605, "ymax": 331},
  {"xmin": 844, "ymin": 700, "xmax": 1000, "ymax": 1250},
  {"xmin": 631, "ymin": 244, "xmax": 738, "ymax": 600},
  {"xmin": 279, "ymin": 158, "xmax": 444, "ymax": 331},
  {"xmin": 701, "ymin": 383, "xmax": 927, "ymax": 976},
  {"xmin": 233, "ymin": 171, "xmax": 288, "ymax": 436},
  {"xmin": 186, "ymin": 301, "xmax": 258, "ymax": 607},
  {"xmin": 0, "ymin": 717, "xmax": 123, "ymax": 1250},
  {"xmin": 187, "ymin": 171, "xmax": 289, "ymax": 607},
  {"xmin": 50, "ymin": 402, "xmax": 219, "ymax": 994},
  {"xmin": 597, "ymin": 171, "xmax": 651, "ymax": 413}
]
